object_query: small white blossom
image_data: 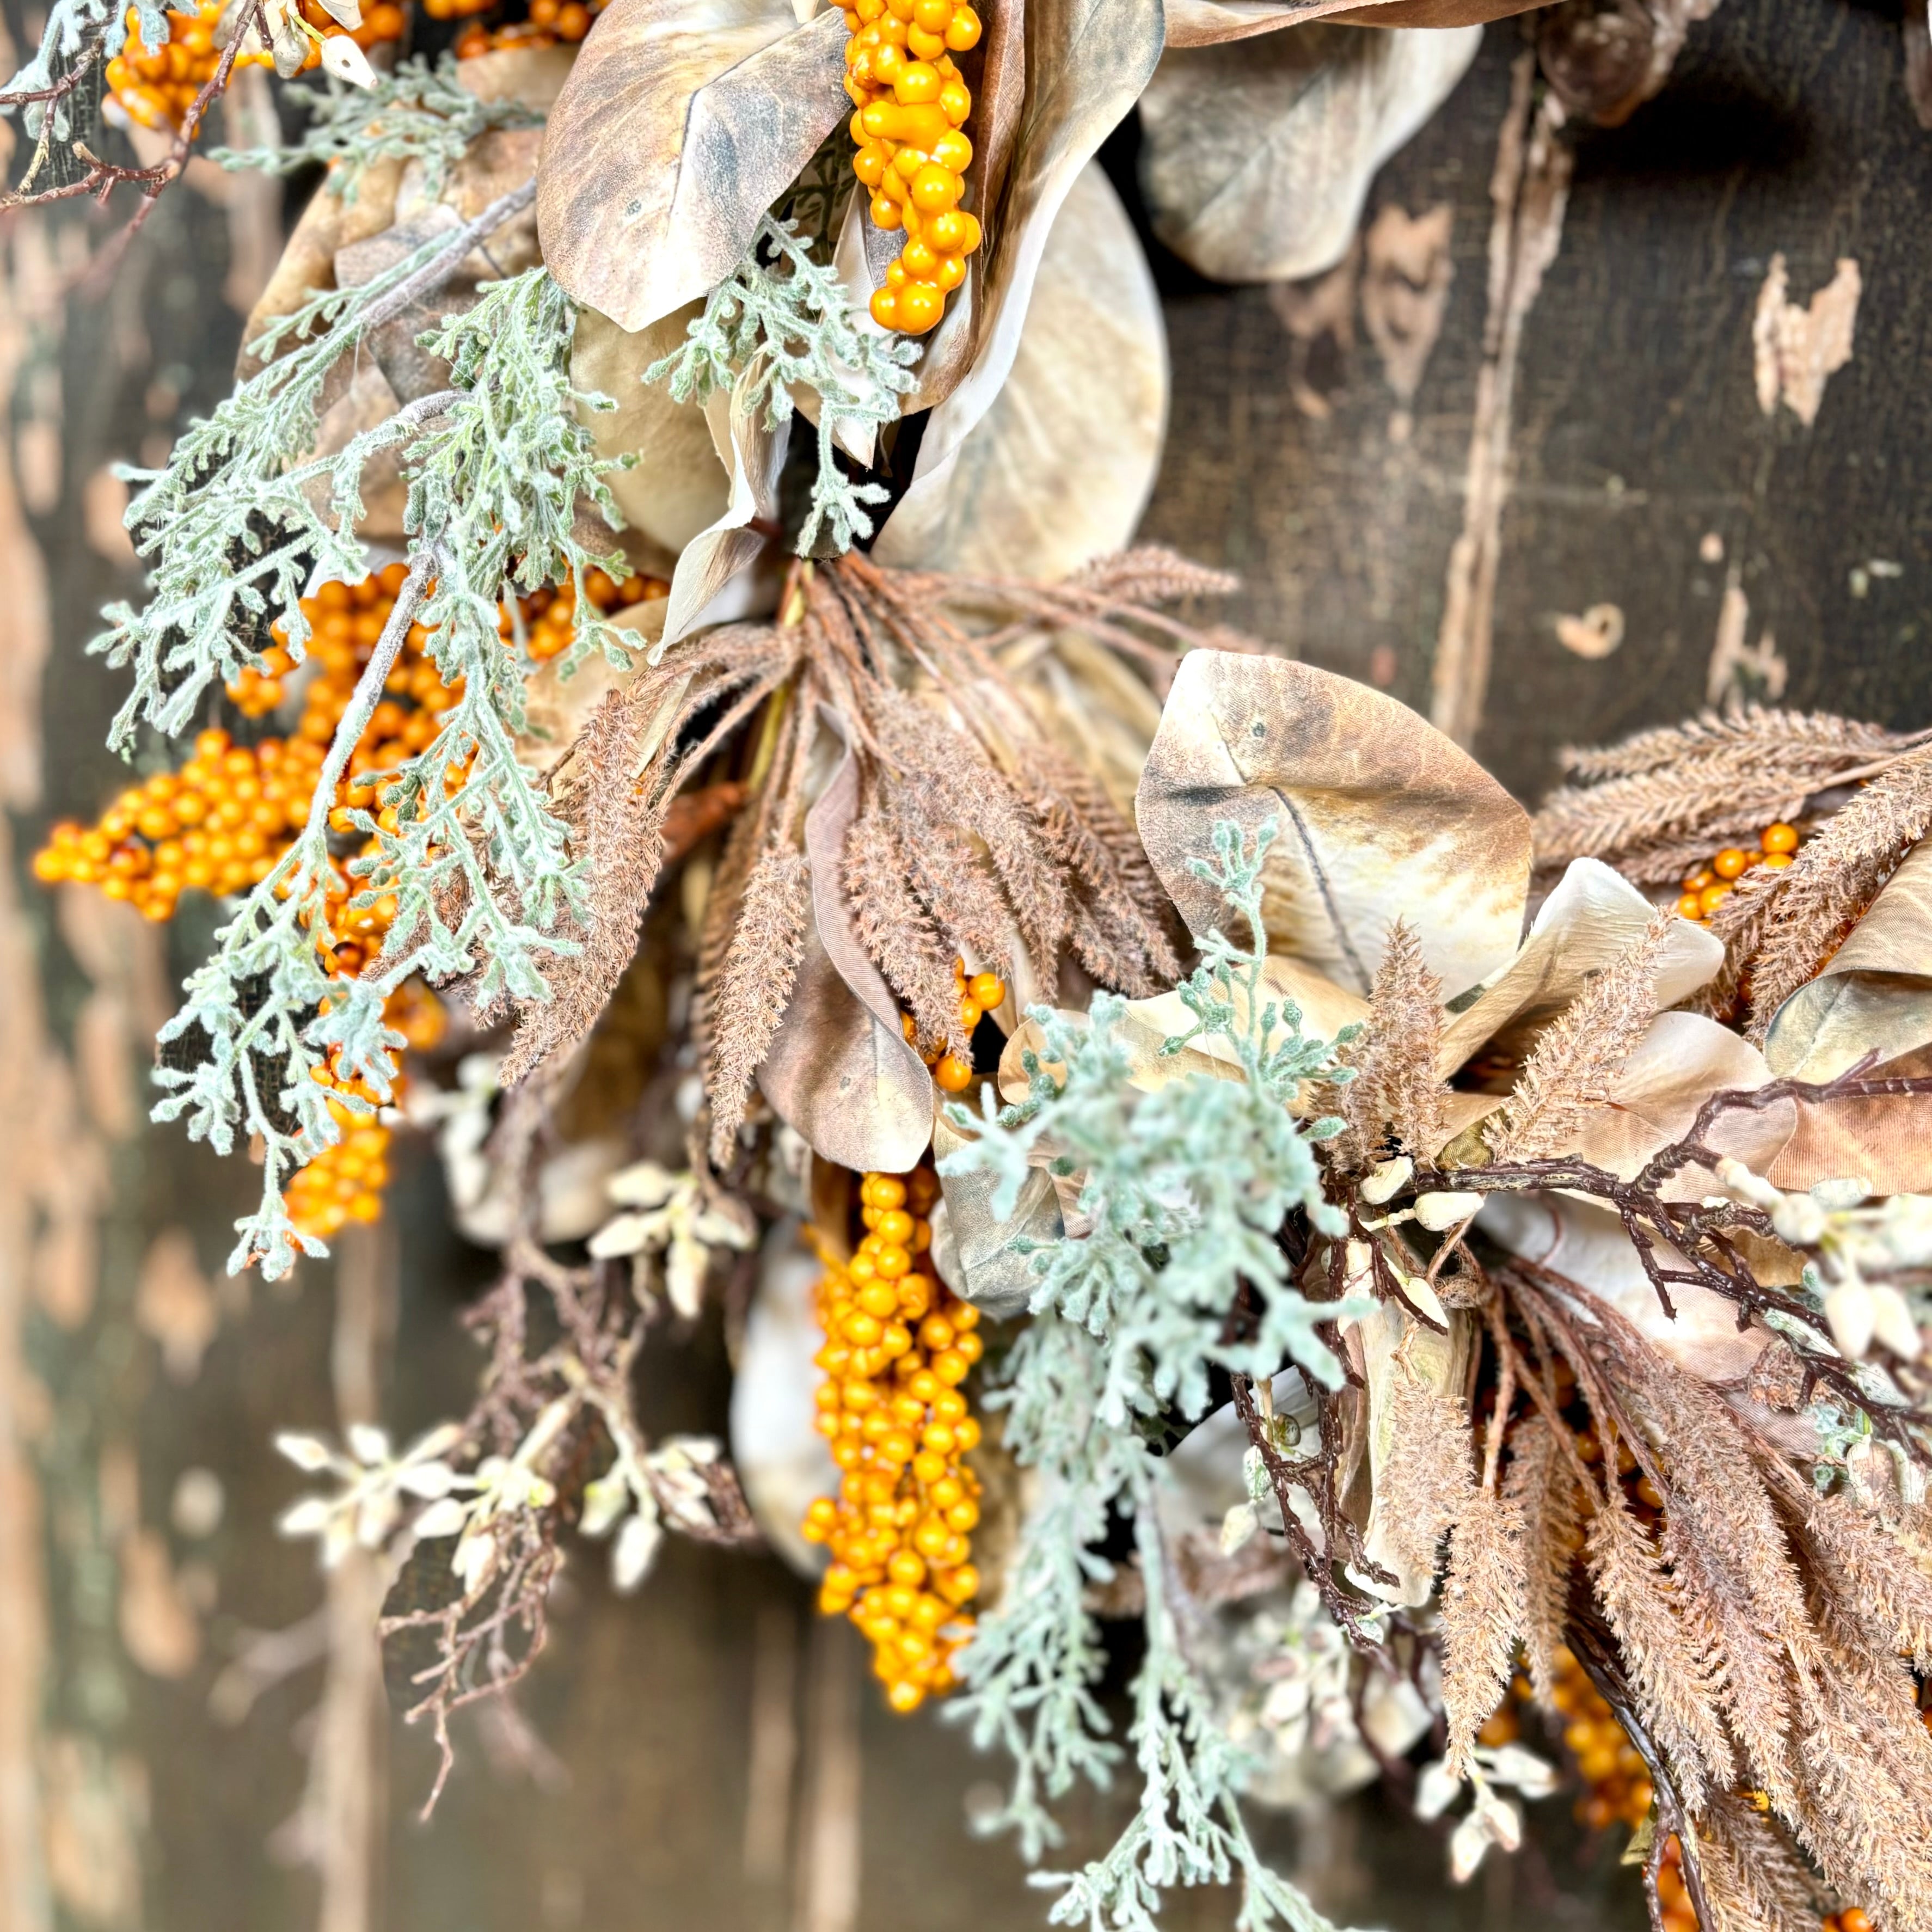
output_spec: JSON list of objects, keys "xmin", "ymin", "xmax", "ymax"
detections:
[
  {"xmin": 274, "ymin": 1420, "xmax": 467, "ymax": 1568},
  {"xmin": 588, "ymin": 1164, "xmax": 756, "ymax": 1319}
]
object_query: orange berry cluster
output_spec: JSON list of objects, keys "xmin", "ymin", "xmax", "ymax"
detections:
[
  {"xmin": 285, "ymin": 978, "xmax": 445, "ymax": 1239},
  {"xmin": 107, "ymin": 0, "xmax": 403, "ymax": 132},
  {"xmin": 843, "ymin": 0, "xmax": 984, "ymax": 336},
  {"xmin": 107, "ymin": 1, "xmax": 273, "ymax": 133},
  {"xmin": 34, "ymin": 729, "xmax": 327, "ymax": 918},
  {"xmin": 453, "ymin": 0, "xmax": 606, "ymax": 54},
  {"xmin": 499, "ymin": 566, "xmax": 661, "ymax": 663},
  {"xmin": 801, "ymin": 1166, "xmax": 985, "ymax": 1712},
  {"xmin": 1675, "ymin": 820, "xmax": 1799, "ymax": 924},
  {"xmin": 901, "ymin": 960, "xmax": 1004, "ymax": 1094}
]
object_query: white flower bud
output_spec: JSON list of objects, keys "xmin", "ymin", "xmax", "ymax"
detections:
[
  {"xmin": 319, "ymin": 32, "xmax": 376, "ymax": 86},
  {"xmin": 1823, "ymin": 1280, "xmax": 1876, "ymax": 1360},
  {"xmin": 1359, "ymin": 1156, "xmax": 1413, "ymax": 1205},
  {"xmin": 1867, "ymin": 1283, "xmax": 1923, "ymax": 1361},
  {"xmin": 1414, "ymin": 1190, "xmax": 1482, "ymax": 1231}
]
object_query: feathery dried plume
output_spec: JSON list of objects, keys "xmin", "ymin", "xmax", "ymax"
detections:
[
  {"xmin": 1583, "ymin": 1496, "xmax": 1735, "ymax": 1811},
  {"xmin": 1535, "ymin": 707, "xmax": 1927, "ymax": 875},
  {"xmin": 490, "ymin": 553, "xmax": 1205, "ymax": 1113},
  {"xmin": 1375, "ymin": 1363, "xmax": 1475, "ymax": 1590},
  {"xmin": 1440, "ymin": 1485, "xmax": 1528, "ymax": 1776},
  {"xmin": 1502, "ymin": 1415, "xmax": 1585, "ymax": 1702},
  {"xmin": 1694, "ymin": 1792, "xmax": 1836, "ymax": 1932},
  {"xmin": 844, "ymin": 795, "xmax": 971, "ymax": 1059},
  {"xmin": 706, "ymin": 847, "xmax": 812, "ymax": 1163},
  {"xmin": 1709, "ymin": 740, "xmax": 1932, "ymax": 1036},
  {"xmin": 499, "ymin": 549, "xmax": 1213, "ymax": 1136},
  {"xmin": 1063, "ymin": 545, "xmax": 1242, "ymax": 607},
  {"xmin": 1485, "ymin": 912, "xmax": 1671, "ymax": 1162},
  {"xmin": 1795, "ymin": 1492, "xmax": 1932, "ymax": 1671},
  {"xmin": 1331, "ymin": 921, "xmax": 1448, "ymax": 1172},
  {"xmin": 496, "ymin": 690, "xmax": 669, "ymax": 1086}
]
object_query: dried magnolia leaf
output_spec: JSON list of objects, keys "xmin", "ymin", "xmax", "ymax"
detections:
[
  {"xmin": 1480, "ymin": 1191, "xmax": 1795, "ymax": 1394},
  {"xmin": 1767, "ymin": 1041, "xmax": 1932, "ymax": 1197},
  {"xmin": 1762, "ymin": 837, "xmax": 1932, "ymax": 1083},
  {"xmin": 1434, "ymin": 856, "xmax": 1719, "ymax": 1078},
  {"xmin": 571, "ymin": 301, "xmax": 731, "ymax": 556},
  {"xmin": 886, "ymin": 0, "xmax": 1166, "ymax": 513},
  {"xmin": 930, "ymin": 1109, "xmax": 1064, "ymax": 1319},
  {"xmin": 1164, "ymin": 0, "xmax": 1549, "ymax": 46},
  {"xmin": 1564, "ymin": 1011, "xmax": 1795, "ymax": 1192},
  {"xmin": 236, "ymin": 154, "xmax": 410, "ymax": 379},
  {"xmin": 757, "ymin": 740, "xmax": 935, "ymax": 1174},
  {"xmin": 1136, "ymin": 650, "xmax": 1533, "ymax": 1002},
  {"xmin": 537, "ymin": 0, "xmax": 849, "ymax": 334},
  {"xmin": 658, "ymin": 376, "xmax": 789, "ymax": 655},
  {"xmin": 1137, "ymin": 23, "xmax": 1477, "ymax": 284},
  {"xmin": 873, "ymin": 163, "xmax": 1168, "ymax": 580},
  {"xmin": 452, "ymin": 41, "xmax": 579, "ymax": 109}
]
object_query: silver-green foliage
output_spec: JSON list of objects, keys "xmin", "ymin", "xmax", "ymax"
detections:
[
  {"xmin": 940, "ymin": 821, "xmax": 1367, "ymax": 1930},
  {"xmin": 155, "ymin": 266, "xmax": 628, "ymax": 1282},
  {"xmin": 645, "ymin": 214, "xmax": 918, "ymax": 554},
  {"xmin": 212, "ymin": 55, "xmax": 544, "ymax": 203},
  {"xmin": 91, "ymin": 222, "xmax": 484, "ymax": 749}
]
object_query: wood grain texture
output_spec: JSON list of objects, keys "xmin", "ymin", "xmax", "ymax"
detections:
[{"xmin": 1132, "ymin": 0, "xmax": 1932, "ymax": 806}]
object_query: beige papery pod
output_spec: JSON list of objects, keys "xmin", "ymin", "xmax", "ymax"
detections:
[{"xmin": 1137, "ymin": 22, "xmax": 1479, "ymax": 285}]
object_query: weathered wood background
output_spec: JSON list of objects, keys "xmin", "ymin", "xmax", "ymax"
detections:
[{"xmin": 1, "ymin": 1, "xmax": 1925, "ymax": 1928}]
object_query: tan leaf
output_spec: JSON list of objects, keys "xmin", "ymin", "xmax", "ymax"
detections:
[
  {"xmin": 1433, "ymin": 856, "xmax": 1719, "ymax": 1079},
  {"xmin": 536, "ymin": 0, "xmax": 849, "ymax": 334},
  {"xmin": 452, "ymin": 42, "xmax": 580, "ymax": 109},
  {"xmin": 1561, "ymin": 1010, "xmax": 1795, "ymax": 1192},
  {"xmin": 873, "ymin": 163, "xmax": 1168, "ymax": 581},
  {"xmin": 1136, "ymin": 649, "xmax": 1533, "ymax": 1002},
  {"xmin": 1763, "ymin": 837, "xmax": 1932, "ymax": 1083},
  {"xmin": 930, "ymin": 1108, "xmax": 1065, "ymax": 1320},
  {"xmin": 1767, "ymin": 1041, "xmax": 1932, "ymax": 1197},
  {"xmin": 1480, "ymin": 1191, "xmax": 1792, "ymax": 1391},
  {"xmin": 657, "ymin": 372, "xmax": 789, "ymax": 656},
  {"xmin": 571, "ymin": 300, "xmax": 730, "ymax": 558},
  {"xmin": 757, "ymin": 739, "xmax": 935, "ymax": 1173},
  {"xmin": 882, "ymin": 0, "xmax": 1166, "ymax": 509},
  {"xmin": 1163, "ymin": 0, "xmax": 1549, "ymax": 47},
  {"xmin": 1137, "ymin": 23, "xmax": 1477, "ymax": 285}
]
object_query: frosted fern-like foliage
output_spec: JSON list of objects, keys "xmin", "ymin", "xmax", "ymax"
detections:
[
  {"xmin": 212, "ymin": 56, "xmax": 543, "ymax": 203},
  {"xmin": 645, "ymin": 214, "xmax": 919, "ymax": 554},
  {"xmin": 941, "ymin": 821, "xmax": 1366, "ymax": 1930},
  {"xmin": 155, "ymin": 267, "xmax": 628, "ymax": 1281},
  {"xmin": 90, "ymin": 224, "xmax": 487, "ymax": 748}
]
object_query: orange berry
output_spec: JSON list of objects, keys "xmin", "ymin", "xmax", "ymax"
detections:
[
  {"xmin": 1759, "ymin": 821, "xmax": 1799, "ymax": 854},
  {"xmin": 1711, "ymin": 847, "xmax": 1751, "ymax": 880}
]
